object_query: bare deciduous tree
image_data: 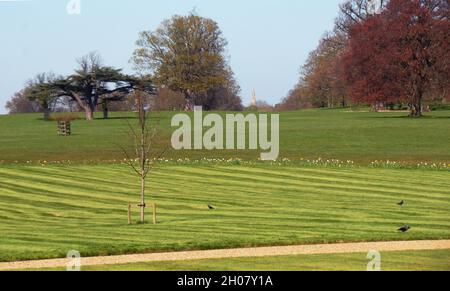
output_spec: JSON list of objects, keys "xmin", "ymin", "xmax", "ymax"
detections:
[
  {"xmin": 6, "ymin": 90, "xmax": 42, "ymax": 114},
  {"xmin": 119, "ymin": 85, "xmax": 166, "ymax": 224}
]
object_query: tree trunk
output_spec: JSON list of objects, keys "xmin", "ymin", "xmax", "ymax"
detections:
[
  {"xmin": 103, "ymin": 100, "xmax": 109, "ymax": 119},
  {"xmin": 417, "ymin": 95, "xmax": 423, "ymax": 116},
  {"xmin": 410, "ymin": 90, "xmax": 423, "ymax": 117},
  {"xmin": 138, "ymin": 91, "xmax": 146, "ymax": 223},
  {"xmin": 43, "ymin": 108, "xmax": 50, "ymax": 121},
  {"xmin": 411, "ymin": 104, "xmax": 422, "ymax": 117},
  {"xmin": 140, "ymin": 174, "xmax": 145, "ymax": 223},
  {"xmin": 85, "ymin": 106, "xmax": 94, "ymax": 121},
  {"xmin": 184, "ymin": 99, "xmax": 194, "ymax": 111},
  {"xmin": 70, "ymin": 92, "xmax": 94, "ymax": 121},
  {"xmin": 184, "ymin": 91, "xmax": 195, "ymax": 111}
]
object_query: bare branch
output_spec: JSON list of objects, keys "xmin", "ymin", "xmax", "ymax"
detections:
[{"xmin": 116, "ymin": 143, "xmax": 141, "ymax": 176}]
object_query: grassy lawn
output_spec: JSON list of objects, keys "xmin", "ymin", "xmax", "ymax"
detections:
[
  {"xmin": 38, "ymin": 249, "xmax": 450, "ymax": 271},
  {"xmin": 0, "ymin": 109, "xmax": 449, "ymax": 266},
  {"xmin": 0, "ymin": 163, "xmax": 449, "ymax": 262},
  {"xmin": 0, "ymin": 109, "xmax": 449, "ymax": 164}
]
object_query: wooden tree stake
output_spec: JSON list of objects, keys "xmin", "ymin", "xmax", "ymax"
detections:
[
  {"xmin": 153, "ymin": 203, "xmax": 157, "ymax": 225},
  {"xmin": 128, "ymin": 203, "xmax": 132, "ymax": 225}
]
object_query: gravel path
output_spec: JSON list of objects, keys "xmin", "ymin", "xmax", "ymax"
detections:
[{"xmin": 1, "ymin": 240, "xmax": 449, "ymax": 270}]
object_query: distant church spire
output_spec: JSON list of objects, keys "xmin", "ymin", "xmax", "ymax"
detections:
[{"xmin": 251, "ymin": 88, "xmax": 257, "ymax": 107}]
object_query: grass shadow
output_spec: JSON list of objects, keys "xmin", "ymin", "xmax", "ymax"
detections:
[
  {"xmin": 94, "ymin": 116, "xmax": 138, "ymax": 121},
  {"xmin": 366, "ymin": 114, "xmax": 449, "ymax": 119}
]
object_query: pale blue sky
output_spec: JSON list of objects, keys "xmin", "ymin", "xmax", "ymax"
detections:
[{"xmin": 0, "ymin": 0, "xmax": 343, "ymax": 113}]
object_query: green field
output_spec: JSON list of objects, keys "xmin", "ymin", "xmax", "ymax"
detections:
[
  {"xmin": 0, "ymin": 110, "xmax": 449, "ymax": 268},
  {"xmin": 1, "ymin": 109, "xmax": 450, "ymax": 164},
  {"xmin": 37, "ymin": 249, "xmax": 450, "ymax": 271},
  {"xmin": 0, "ymin": 163, "xmax": 449, "ymax": 262}
]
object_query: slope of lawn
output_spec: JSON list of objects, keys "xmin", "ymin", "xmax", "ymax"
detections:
[
  {"xmin": 0, "ymin": 109, "xmax": 450, "ymax": 164},
  {"xmin": 0, "ymin": 163, "xmax": 449, "ymax": 262},
  {"xmin": 38, "ymin": 249, "xmax": 450, "ymax": 271}
]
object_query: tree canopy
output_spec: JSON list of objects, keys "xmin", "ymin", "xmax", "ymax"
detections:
[
  {"xmin": 132, "ymin": 13, "xmax": 241, "ymax": 110},
  {"xmin": 24, "ymin": 52, "xmax": 155, "ymax": 120},
  {"xmin": 280, "ymin": 0, "xmax": 449, "ymax": 116},
  {"xmin": 5, "ymin": 90, "xmax": 42, "ymax": 114},
  {"xmin": 343, "ymin": 0, "xmax": 449, "ymax": 116}
]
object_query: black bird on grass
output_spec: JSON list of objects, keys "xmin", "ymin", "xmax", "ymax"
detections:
[
  {"xmin": 398, "ymin": 225, "xmax": 411, "ymax": 233},
  {"xmin": 208, "ymin": 204, "xmax": 216, "ymax": 210},
  {"xmin": 397, "ymin": 200, "xmax": 406, "ymax": 206}
]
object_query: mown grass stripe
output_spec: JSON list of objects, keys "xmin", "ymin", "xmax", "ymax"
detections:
[
  {"xmin": 0, "ymin": 163, "xmax": 449, "ymax": 262},
  {"xmin": 163, "ymin": 167, "xmax": 449, "ymax": 203}
]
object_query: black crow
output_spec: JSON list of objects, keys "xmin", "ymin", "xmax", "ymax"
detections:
[
  {"xmin": 398, "ymin": 225, "xmax": 411, "ymax": 233},
  {"xmin": 208, "ymin": 204, "xmax": 216, "ymax": 210},
  {"xmin": 397, "ymin": 200, "xmax": 405, "ymax": 206}
]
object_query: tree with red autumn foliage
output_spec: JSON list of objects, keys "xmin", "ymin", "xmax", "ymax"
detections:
[{"xmin": 343, "ymin": 0, "xmax": 449, "ymax": 117}]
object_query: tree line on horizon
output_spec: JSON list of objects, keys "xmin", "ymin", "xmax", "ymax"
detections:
[
  {"xmin": 6, "ymin": 12, "xmax": 243, "ymax": 120},
  {"xmin": 277, "ymin": 0, "xmax": 449, "ymax": 117},
  {"xmin": 5, "ymin": 0, "xmax": 450, "ymax": 118}
]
